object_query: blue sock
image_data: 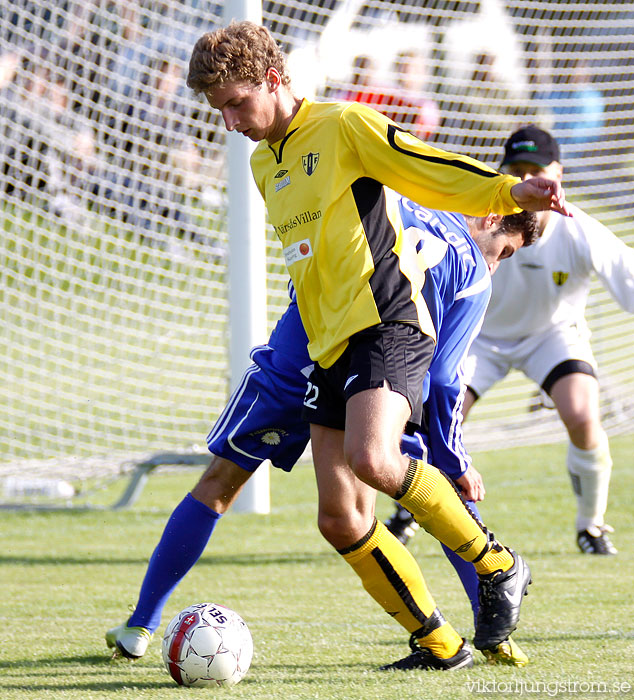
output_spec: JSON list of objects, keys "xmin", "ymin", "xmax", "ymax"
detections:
[
  {"xmin": 441, "ymin": 500, "xmax": 481, "ymax": 625},
  {"xmin": 128, "ymin": 493, "xmax": 221, "ymax": 632}
]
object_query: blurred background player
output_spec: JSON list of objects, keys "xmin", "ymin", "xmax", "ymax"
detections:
[
  {"xmin": 341, "ymin": 50, "xmax": 439, "ymax": 141},
  {"xmin": 387, "ymin": 125, "xmax": 634, "ymax": 555},
  {"xmin": 463, "ymin": 125, "xmax": 633, "ymax": 554}
]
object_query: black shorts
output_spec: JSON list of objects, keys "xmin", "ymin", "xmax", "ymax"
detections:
[{"xmin": 301, "ymin": 322, "xmax": 434, "ymax": 432}]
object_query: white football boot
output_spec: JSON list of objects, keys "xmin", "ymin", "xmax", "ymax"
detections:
[{"xmin": 106, "ymin": 621, "xmax": 153, "ymax": 659}]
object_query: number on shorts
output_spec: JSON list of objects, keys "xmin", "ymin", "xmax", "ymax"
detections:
[{"xmin": 303, "ymin": 381, "xmax": 319, "ymax": 409}]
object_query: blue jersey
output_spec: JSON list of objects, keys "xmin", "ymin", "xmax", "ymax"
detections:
[
  {"xmin": 397, "ymin": 197, "xmax": 491, "ymax": 478},
  {"xmin": 208, "ymin": 195, "xmax": 491, "ymax": 480}
]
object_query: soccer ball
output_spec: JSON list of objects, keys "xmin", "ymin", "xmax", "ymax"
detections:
[{"xmin": 162, "ymin": 602, "xmax": 253, "ymax": 687}]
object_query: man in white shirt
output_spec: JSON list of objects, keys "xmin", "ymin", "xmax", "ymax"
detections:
[
  {"xmin": 388, "ymin": 126, "xmax": 633, "ymax": 555},
  {"xmin": 462, "ymin": 126, "xmax": 634, "ymax": 555}
]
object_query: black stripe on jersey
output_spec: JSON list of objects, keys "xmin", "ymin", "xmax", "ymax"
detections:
[
  {"xmin": 267, "ymin": 128, "xmax": 299, "ymax": 164},
  {"xmin": 420, "ymin": 266, "xmax": 441, "ymax": 336},
  {"xmin": 387, "ymin": 124, "xmax": 500, "ymax": 178},
  {"xmin": 351, "ymin": 178, "xmax": 420, "ymax": 325}
]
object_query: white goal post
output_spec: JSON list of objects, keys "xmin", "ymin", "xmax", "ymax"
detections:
[
  {"xmin": 225, "ymin": 0, "xmax": 270, "ymax": 514},
  {"xmin": 0, "ymin": 1, "xmax": 633, "ymax": 506}
]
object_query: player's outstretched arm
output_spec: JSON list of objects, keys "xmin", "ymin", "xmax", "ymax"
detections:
[{"xmin": 510, "ymin": 177, "xmax": 572, "ymax": 217}]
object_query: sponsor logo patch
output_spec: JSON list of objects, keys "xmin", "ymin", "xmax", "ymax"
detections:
[
  {"xmin": 261, "ymin": 431, "xmax": 281, "ymax": 445},
  {"xmin": 274, "ymin": 209, "xmax": 322, "ymax": 237},
  {"xmin": 552, "ymin": 271, "xmax": 569, "ymax": 286},
  {"xmin": 274, "ymin": 175, "xmax": 291, "ymax": 192},
  {"xmin": 283, "ymin": 238, "xmax": 313, "ymax": 266},
  {"xmin": 249, "ymin": 428, "xmax": 288, "ymax": 445}
]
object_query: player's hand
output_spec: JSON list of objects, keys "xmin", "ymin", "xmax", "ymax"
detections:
[
  {"xmin": 455, "ymin": 466, "xmax": 485, "ymax": 502},
  {"xmin": 510, "ymin": 177, "xmax": 573, "ymax": 217}
]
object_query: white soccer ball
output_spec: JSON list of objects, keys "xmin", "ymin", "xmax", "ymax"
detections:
[{"xmin": 162, "ymin": 602, "xmax": 253, "ymax": 687}]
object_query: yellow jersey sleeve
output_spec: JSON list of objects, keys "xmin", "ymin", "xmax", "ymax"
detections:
[{"xmin": 340, "ymin": 103, "xmax": 522, "ymax": 217}]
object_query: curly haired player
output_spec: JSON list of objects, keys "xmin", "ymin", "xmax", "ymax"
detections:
[{"xmin": 108, "ymin": 22, "xmax": 570, "ymax": 671}]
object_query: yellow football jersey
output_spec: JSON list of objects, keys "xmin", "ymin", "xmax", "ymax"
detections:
[{"xmin": 251, "ymin": 99, "xmax": 521, "ymax": 368}]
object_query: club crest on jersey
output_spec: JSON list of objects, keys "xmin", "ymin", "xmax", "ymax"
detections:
[
  {"xmin": 302, "ymin": 152, "xmax": 320, "ymax": 175},
  {"xmin": 552, "ymin": 271, "xmax": 569, "ymax": 286}
]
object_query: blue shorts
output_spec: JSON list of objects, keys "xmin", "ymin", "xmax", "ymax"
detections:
[
  {"xmin": 400, "ymin": 432, "xmax": 429, "ymax": 463},
  {"xmin": 206, "ymin": 344, "xmax": 313, "ymax": 473}
]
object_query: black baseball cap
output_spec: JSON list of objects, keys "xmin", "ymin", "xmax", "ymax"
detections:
[{"xmin": 501, "ymin": 125, "xmax": 561, "ymax": 168}]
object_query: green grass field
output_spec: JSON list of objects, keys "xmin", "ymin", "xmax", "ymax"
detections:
[{"xmin": 2, "ymin": 436, "xmax": 633, "ymax": 700}]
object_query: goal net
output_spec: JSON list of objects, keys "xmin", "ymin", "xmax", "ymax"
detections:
[{"xmin": 1, "ymin": 0, "xmax": 633, "ymax": 499}]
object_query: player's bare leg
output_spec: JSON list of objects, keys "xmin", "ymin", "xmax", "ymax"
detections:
[
  {"xmin": 314, "ymin": 384, "xmax": 530, "ymax": 662},
  {"xmin": 191, "ymin": 456, "xmax": 254, "ymax": 511},
  {"xmin": 311, "ymin": 421, "xmax": 472, "ymax": 670}
]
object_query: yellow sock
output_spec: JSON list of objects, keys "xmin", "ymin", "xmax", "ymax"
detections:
[
  {"xmin": 340, "ymin": 519, "xmax": 461, "ymax": 659},
  {"xmin": 397, "ymin": 459, "xmax": 489, "ymax": 555},
  {"xmin": 396, "ymin": 459, "xmax": 514, "ymax": 576},
  {"xmin": 474, "ymin": 546, "xmax": 514, "ymax": 576},
  {"xmin": 417, "ymin": 624, "xmax": 463, "ymax": 659}
]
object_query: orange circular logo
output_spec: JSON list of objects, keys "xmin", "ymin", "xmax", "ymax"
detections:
[{"xmin": 299, "ymin": 243, "xmax": 309, "ymax": 255}]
